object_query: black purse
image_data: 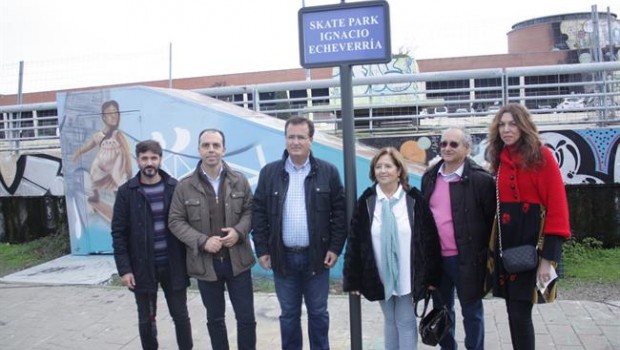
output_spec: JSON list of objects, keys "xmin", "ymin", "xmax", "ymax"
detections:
[
  {"xmin": 496, "ymin": 166, "xmax": 539, "ymax": 274},
  {"xmin": 415, "ymin": 289, "xmax": 452, "ymax": 346},
  {"xmin": 501, "ymin": 244, "xmax": 538, "ymax": 273}
]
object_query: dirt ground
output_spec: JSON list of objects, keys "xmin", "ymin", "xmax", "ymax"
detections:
[{"xmin": 558, "ymin": 280, "xmax": 620, "ymax": 303}]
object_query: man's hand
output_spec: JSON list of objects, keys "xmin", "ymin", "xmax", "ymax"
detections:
[
  {"xmin": 121, "ymin": 273, "xmax": 136, "ymax": 290},
  {"xmin": 204, "ymin": 236, "xmax": 223, "ymax": 254},
  {"xmin": 220, "ymin": 227, "xmax": 240, "ymax": 248},
  {"xmin": 323, "ymin": 251, "xmax": 339, "ymax": 268},
  {"xmin": 258, "ymin": 255, "xmax": 272, "ymax": 270}
]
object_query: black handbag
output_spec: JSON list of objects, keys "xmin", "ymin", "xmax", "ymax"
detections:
[
  {"xmin": 415, "ymin": 289, "xmax": 452, "ymax": 346},
  {"xmin": 501, "ymin": 244, "xmax": 538, "ymax": 273}
]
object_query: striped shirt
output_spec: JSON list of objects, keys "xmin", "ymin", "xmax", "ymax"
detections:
[{"xmin": 142, "ymin": 181, "xmax": 168, "ymax": 266}]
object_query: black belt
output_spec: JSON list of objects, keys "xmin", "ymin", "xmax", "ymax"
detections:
[{"xmin": 285, "ymin": 246, "xmax": 309, "ymax": 253}]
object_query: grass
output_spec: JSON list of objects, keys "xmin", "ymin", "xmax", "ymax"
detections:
[
  {"xmin": 0, "ymin": 233, "xmax": 70, "ymax": 277},
  {"xmin": 560, "ymin": 238, "xmax": 620, "ymax": 290},
  {"xmin": 563, "ymin": 248, "xmax": 620, "ymax": 281}
]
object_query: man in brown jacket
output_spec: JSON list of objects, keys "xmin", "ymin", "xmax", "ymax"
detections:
[{"xmin": 169, "ymin": 128, "xmax": 256, "ymax": 350}]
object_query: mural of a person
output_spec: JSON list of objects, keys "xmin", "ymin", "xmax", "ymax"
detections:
[{"xmin": 71, "ymin": 100, "xmax": 133, "ymax": 203}]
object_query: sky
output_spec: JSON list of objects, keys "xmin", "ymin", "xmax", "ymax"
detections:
[{"xmin": 0, "ymin": 0, "xmax": 616, "ymax": 94}]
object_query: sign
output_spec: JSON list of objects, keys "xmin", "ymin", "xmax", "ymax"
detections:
[{"xmin": 298, "ymin": 1, "xmax": 391, "ymax": 68}]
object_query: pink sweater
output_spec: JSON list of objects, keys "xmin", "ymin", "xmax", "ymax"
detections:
[{"xmin": 429, "ymin": 176, "xmax": 459, "ymax": 257}]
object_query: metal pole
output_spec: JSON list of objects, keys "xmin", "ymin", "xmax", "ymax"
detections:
[
  {"xmin": 592, "ymin": 6, "xmax": 604, "ymax": 63},
  {"xmin": 15, "ymin": 60, "xmax": 24, "ymax": 152},
  {"xmin": 169, "ymin": 42, "xmax": 173, "ymax": 88},
  {"xmin": 17, "ymin": 61, "xmax": 23, "ymax": 106},
  {"xmin": 340, "ymin": 63, "xmax": 361, "ymax": 350},
  {"xmin": 607, "ymin": 7, "xmax": 615, "ymax": 61},
  {"xmin": 302, "ymin": 0, "xmax": 310, "ymax": 81}
]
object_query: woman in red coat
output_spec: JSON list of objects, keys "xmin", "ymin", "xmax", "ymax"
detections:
[{"xmin": 485, "ymin": 104, "xmax": 571, "ymax": 350}]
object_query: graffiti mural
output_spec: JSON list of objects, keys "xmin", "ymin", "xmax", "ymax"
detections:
[
  {"xmin": 360, "ymin": 128, "xmax": 620, "ymax": 185},
  {"xmin": 330, "ymin": 54, "xmax": 424, "ymax": 106},
  {"xmin": 0, "ymin": 154, "xmax": 64, "ymax": 197},
  {"xmin": 55, "ymin": 85, "xmax": 383, "ymax": 282},
  {"xmin": 558, "ymin": 17, "xmax": 620, "ymax": 60}
]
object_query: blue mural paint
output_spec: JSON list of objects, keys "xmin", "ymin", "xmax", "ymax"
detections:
[{"xmin": 57, "ymin": 86, "xmax": 426, "ymax": 279}]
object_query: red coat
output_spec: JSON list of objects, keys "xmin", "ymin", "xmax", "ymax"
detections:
[
  {"xmin": 498, "ymin": 145, "xmax": 570, "ymax": 239},
  {"xmin": 493, "ymin": 145, "xmax": 571, "ymax": 303}
]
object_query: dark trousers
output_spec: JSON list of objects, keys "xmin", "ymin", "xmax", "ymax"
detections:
[
  {"xmin": 506, "ymin": 299, "xmax": 534, "ymax": 350},
  {"xmin": 134, "ymin": 266, "xmax": 193, "ymax": 350},
  {"xmin": 197, "ymin": 258, "xmax": 256, "ymax": 350},
  {"xmin": 433, "ymin": 255, "xmax": 484, "ymax": 350}
]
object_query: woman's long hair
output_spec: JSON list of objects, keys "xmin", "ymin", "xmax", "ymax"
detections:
[{"xmin": 485, "ymin": 103, "xmax": 543, "ymax": 172}]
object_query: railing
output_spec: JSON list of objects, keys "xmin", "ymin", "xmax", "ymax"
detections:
[{"xmin": 0, "ymin": 61, "xmax": 619, "ymax": 153}]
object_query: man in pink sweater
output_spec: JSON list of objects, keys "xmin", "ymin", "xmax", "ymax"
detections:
[{"xmin": 421, "ymin": 127, "xmax": 496, "ymax": 350}]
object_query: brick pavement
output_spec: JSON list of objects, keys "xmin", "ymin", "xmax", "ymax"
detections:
[{"xmin": 0, "ymin": 282, "xmax": 618, "ymax": 349}]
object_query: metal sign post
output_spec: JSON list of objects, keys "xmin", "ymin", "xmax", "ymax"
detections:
[
  {"xmin": 299, "ymin": 2, "xmax": 390, "ymax": 349},
  {"xmin": 339, "ymin": 62, "xmax": 361, "ymax": 349}
]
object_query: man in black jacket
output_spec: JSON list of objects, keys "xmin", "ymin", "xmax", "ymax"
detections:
[
  {"xmin": 421, "ymin": 127, "xmax": 495, "ymax": 350},
  {"xmin": 111, "ymin": 140, "xmax": 193, "ymax": 350},
  {"xmin": 252, "ymin": 117, "xmax": 346, "ymax": 350}
]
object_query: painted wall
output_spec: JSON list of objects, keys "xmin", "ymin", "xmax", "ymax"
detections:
[
  {"xmin": 330, "ymin": 55, "xmax": 424, "ymax": 106},
  {"xmin": 56, "ymin": 86, "xmax": 393, "ymax": 279},
  {"xmin": 560, "ymin": 18, "xmax": 620, "ymax": 52},
  {"xmin": 360, "ymin": 127, "xmax": 620, "ymax": 184}
]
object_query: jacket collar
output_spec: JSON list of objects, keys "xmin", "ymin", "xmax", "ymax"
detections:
[
  {"xmin": 428, "ymin": 157, "xmax": 480, "ymax": 183},
  {"xmin": 189, "ymin": 160, "xmax": 236, "ymax": 186}
]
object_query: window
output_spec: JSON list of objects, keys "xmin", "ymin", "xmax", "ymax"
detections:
[{"xmin": 36, "ymin": 109, "xmax": 58, "ymax": 137}]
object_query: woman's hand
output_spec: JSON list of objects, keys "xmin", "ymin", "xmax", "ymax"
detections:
[{"xmin": 537, "ymin": 257, "xmax": 554, "ymax": 283}]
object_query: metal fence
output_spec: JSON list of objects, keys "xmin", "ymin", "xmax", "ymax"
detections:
[{"xmin": 1, "ymin": 61, "xmax": 619, "ymax": 153}]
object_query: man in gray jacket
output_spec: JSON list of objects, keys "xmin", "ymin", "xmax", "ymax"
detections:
[{"xmin": 169, "ymin": 128, "xmax": 256, "ymax": 350}]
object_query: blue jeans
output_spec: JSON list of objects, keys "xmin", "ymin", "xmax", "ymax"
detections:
[
  {"xmin": 274, "ymin": 251, "xmax": 330, "ymax": 350},
  {"xmin": 134, "ymin": 266, "xmax": 193, "ymax": 350},
  {"xmin": 433, "ymin": 255, "xmax": 484, "ymax": 350},
  {"xmin": 379, "ymin": 293, "xmax": 418, "ymax": 350},
  {"xmin": 197, "ymin": 258, "xmax": 256, "ymax": 350}
]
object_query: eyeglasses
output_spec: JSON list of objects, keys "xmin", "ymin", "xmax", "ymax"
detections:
[
  {"xmin": 287, "ymin": 135, "xmax": 309, "ymax": 141},
  {"xmin": 440, "ymin": 140, "xmax": 460, "ymax": 149}
]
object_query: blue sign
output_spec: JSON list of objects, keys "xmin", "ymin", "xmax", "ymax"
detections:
[{"xmin": 298, "ymin": 1, "xmax": 391, "ymax": 68}]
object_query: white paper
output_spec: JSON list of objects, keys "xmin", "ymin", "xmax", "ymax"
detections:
[{"xmin": 537, "ymin": 266, "xmax": 558, "ymax": 293}]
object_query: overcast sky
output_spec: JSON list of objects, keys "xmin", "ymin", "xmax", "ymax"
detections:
[{"xmin": 0, "ymin": 0, "xmax": 616, "ymax": 94}]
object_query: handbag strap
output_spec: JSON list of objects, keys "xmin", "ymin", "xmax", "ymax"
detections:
[
  {"xmin": 414, "ymin": 290, "xmax": 430, "ymax": 317},
  {"xmin": 414, "ymin": 289, "xmax": 446, "ymax": 318},
  {"xmin": 495, "ymin": 166, "xmax": 505, "ymax": 258}
]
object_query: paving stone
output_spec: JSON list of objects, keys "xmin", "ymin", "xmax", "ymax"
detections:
[{"xmin": 1, "ymin": 283, "xmax": 619, "ymax": 349}]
